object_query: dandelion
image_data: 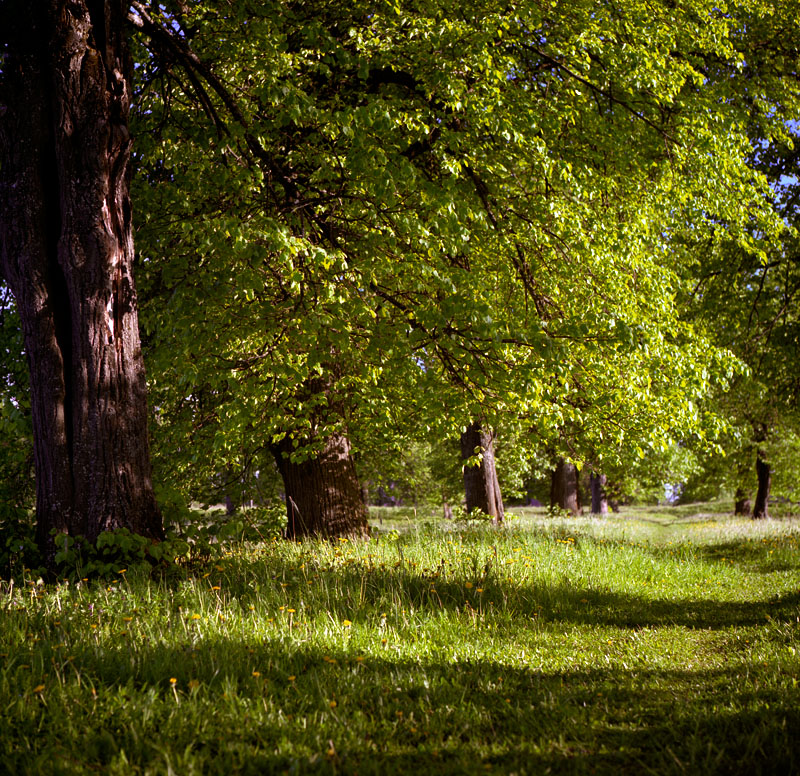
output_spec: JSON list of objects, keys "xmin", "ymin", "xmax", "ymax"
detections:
[
  {"xmin": 117, "ymin": 569, "xmax": 127, "ymax": 574},
  {"xmin": 465, "ymin": 582, "xmax": 473, "ymax": 589},
  {"xmin": 169, "ymin": 678, "xmax": 177, "ymax": 685},
  {"xmin": 288, "ymin": 675, "xmax": 296, "ymax": 682},
  {"xmin": 329, "ymin": 700, "xmax": 337, "ymax": 708},
  {"xmin": 211, "ymin": 586, "xmax": 221, "ymax": 591},
  {"xmin": 191, "ymin": 614, "xmax": 201, "ymax": 620},
  {"xmin": 342, "ymin": 619, "xmax": 352, "ymax": 627},
  {"xmin": 287, "ymin": 608, "xmax": 296, "ymax": 613},
  {"xmin": 33, "ymin": 684, "xmax": 45, "ymax": 693},
  {"xmin": 252, "ymin": 671, "xmax": 261, "ymax": 677},
  {"xmin": 476, "ymin": 588, "xmax": 484, "ymax": 593},
  {"xmin": 123, "ymin": 616, "xmax": 133, "ymax": 622}
]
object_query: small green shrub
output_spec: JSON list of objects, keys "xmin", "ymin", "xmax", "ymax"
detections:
[{"xmin": 0, "ymin": 513, "xmax": 43, "ymax": 579}]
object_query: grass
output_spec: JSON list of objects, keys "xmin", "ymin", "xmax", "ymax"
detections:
[{"xmin": 1, "ymin": 503, "xmax": 799, "ymax": 775}]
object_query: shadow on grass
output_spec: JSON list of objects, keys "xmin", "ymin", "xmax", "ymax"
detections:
[
  {"xmin": 5, "ymin": 623, "xmax": 799, "ymax": 776},
  {"xmin": 211, "ymin": 546, "xmax": 800, "ymax": 632}
]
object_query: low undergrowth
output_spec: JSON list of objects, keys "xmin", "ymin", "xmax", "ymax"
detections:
[{"xmin": 1, "ymin": 506, "xmax": 799, "ymax": 775}]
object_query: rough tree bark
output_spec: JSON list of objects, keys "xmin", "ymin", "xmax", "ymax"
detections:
[
  {"xmin": 460, "ymin": 422, "xmax": 504, "ymax": 523},
  {"xmin": 589, "ymin": 471, "xmax": 608, "ymax": 515},
  {"xmin": 752, "ymin": 451, "xmax": 771, "ymax": 520},
  {"xmin": 0, "ymin": 0, "xmax": 162, "ymax": 564},
  {"xmin": 733, "ymin": 454, "xmax": 752, "ymax": 515},
  {"xmin": 550, "ymin": 458, "xmax": 580, "ymax": 514},
  {"xmin": 272, "ymin": 432, "xmax": 370, "ymax": 539},
  {"xmin": 734, "ymin": 486, "xmax": 752, "ymax": 516}
]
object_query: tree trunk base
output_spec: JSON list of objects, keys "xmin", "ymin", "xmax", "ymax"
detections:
[{"xmin": 273, "ymin": 432, "xmax": 370, "ymax": 540}]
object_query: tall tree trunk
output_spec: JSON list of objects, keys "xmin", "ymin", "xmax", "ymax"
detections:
[
  {"xmin": 550, "ymin": 458, "xmax": 580, "ymax": 514},
  {"xmin": 460, "ymin": 422, "xmax": 504, "ymax": 523},
  {"xmin": 752, "ymin": 451, "xmax": 771, "ymax": 520},
  {"xmin": 0, "ymin": 0, "xmax": 162, "ymax": 565},
  {"xmin": 272, "ymin": 432, "xmax": 370, "ymax": 539},
  {"xmin": 590, "ymin": 471, "xmax": 608, "ymax": 515}
]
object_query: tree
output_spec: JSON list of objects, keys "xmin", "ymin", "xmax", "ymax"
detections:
[
  {"xmin": 677, "ymin": 2, "xmax": 800, "ymax": 517},
  {"xmin": 589, "ymin": 472, "xmax": 608, "ymax": 516},
  {"xmin": 0, "ymin": 0, "xmax": 163, "ymax": 564},
  {"xmin": 129, "ymin": 0, "xmax": 783, "ymax": 537},
  {"xmin": 550, "ymin": 459, "xmax": 580, "ymax": 515},
  {"xmin": 460, "ymin": 422, "xmax": 504, "ymax": 523}
]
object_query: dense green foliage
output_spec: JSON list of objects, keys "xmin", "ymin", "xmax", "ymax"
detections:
[
  {"xmin": 2, "ymin": 506, "xmax": 799, "ymax": 774},
  {"xmin": 128, "ymin": 0, "xmax": 789, "ymax": 508}
]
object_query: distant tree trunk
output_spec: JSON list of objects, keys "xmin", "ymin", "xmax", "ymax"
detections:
[
  {"xmin": 550, "ymin": 459, "xmax": 580, "ymax": 514},
  {"xmin": 0, "ymin": 0, "xmax": 162, "ymax": 566},
  {"xmin": 733, "ymin": 487, "xmax": 751, "ymax": 516},
  {"xmin": 460, "ymin": 422, "xmax": 504, "ymax": 523},
  {"xmin": 272, "ymin": 431, "xmax": 369, "ymax": 539},
  {"xmin": 752, "ymin": 451, "xmax": 771, "ymax": 520},
  {"xmin": 590, "ymin": 472, "xmax": 608, "ymax": 515},
  {"xmin": 733, "ymin": 454, "xmax": 752, "ymax": 515}
]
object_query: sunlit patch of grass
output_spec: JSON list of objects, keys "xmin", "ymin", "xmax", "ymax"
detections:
[{"xmin": 1, "ymin": 504, "xmax": 799, "ymax": 774}]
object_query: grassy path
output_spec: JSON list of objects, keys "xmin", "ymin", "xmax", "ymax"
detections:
[{"xmin": 1, "ymin": 506, "xmax": 799, "ymax": 774}]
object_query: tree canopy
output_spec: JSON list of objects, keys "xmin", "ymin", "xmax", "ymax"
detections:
[{"xmin": 129, "ymin": 0, "xmax": 787, "ymax": 511}]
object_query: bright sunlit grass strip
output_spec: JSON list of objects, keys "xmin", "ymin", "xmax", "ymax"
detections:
[{"xmin": 1, "ymin": 507, "xmax": 799, "ymax": 774}]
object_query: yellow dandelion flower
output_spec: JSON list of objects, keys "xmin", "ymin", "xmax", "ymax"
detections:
[
  {"xmin": 465, "ymin": 582, "xmax": 473, "ymax": 589},
  {"xmin": 287, "ymin": 608, "xmax": 296, "ymax": 613},
  {"xmin": 169, "ymin": 678, "xmax": 177, "ymax": 685},
  {"xmin": 123, "ymin": 616, "xmax": 133, "ymax": 622},
  {"xmin": 329, "ymin": 700, "xmax": 337, "ymax": 708},
  {"xmin": 191, "ymin": 614, "xmax": 201, "ymax": 620},
  {"xmin": 476, "ymin": 588, "xmax": 484, "ymax": 593},
  {"xmin": 288, "ymin": 675, "xmax": 296, "ymax": 681},
  {"xmin": 342, "ymin": 619, "xmax": 352, "ymax": 627},
  {"xmin": 211, "ymin": 586, "xmax": 221, "ymax": 591},
  {"xmin": 33, "ymin": 684, "xmax": 45, "ymax": 693},
  {"xmin": 252, "ymin": 671, "xmax": 261, "ymax": 677}
]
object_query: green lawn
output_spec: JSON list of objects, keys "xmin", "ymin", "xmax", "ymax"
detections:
[{"xmin": 1, "ymin": 504, "xmax": 799, "ymax": 774}]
